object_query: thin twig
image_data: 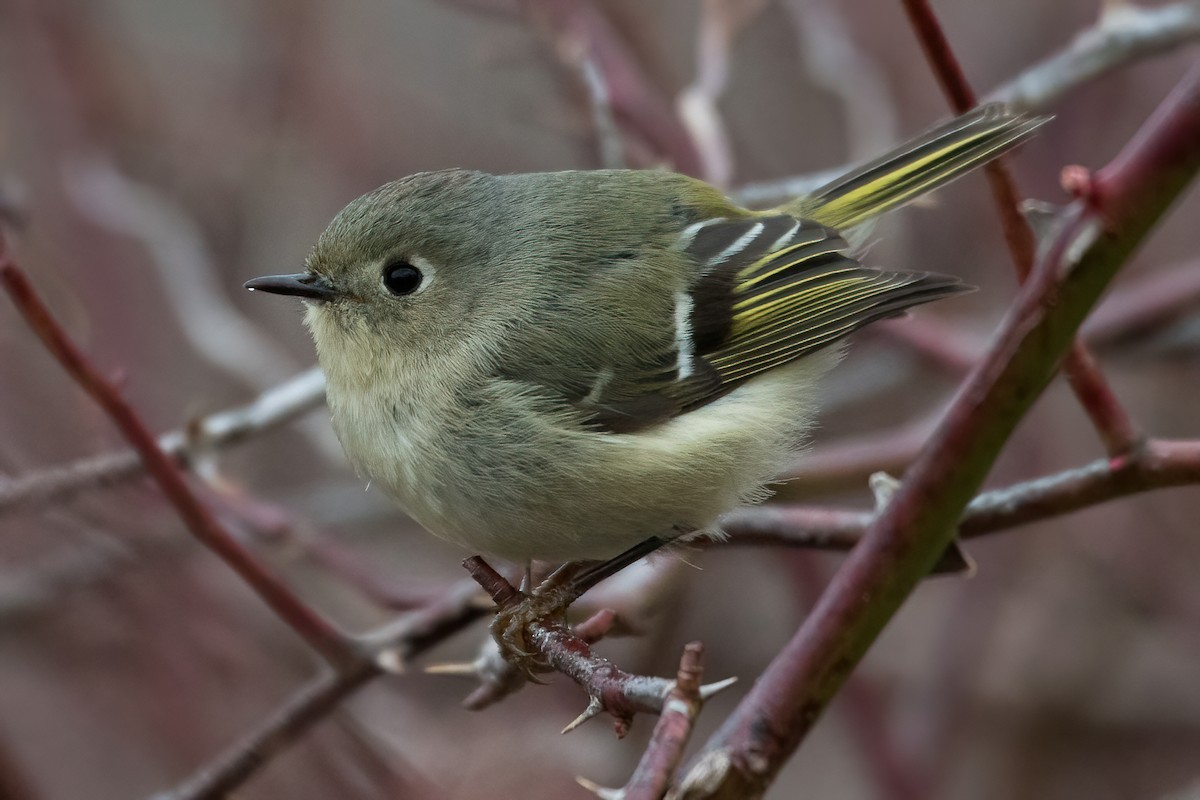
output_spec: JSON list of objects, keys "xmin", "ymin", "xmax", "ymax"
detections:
[
  {"xmin": 152, "ymin": 580, "xmax": 486, "ymax": 800},
  {"xmin": 986, "ymin": 1, "xmax": 1200, "ymax": 111},
  {"xmin": 723, "ymin": 438, "xmax": 1200, "ymax": 550},
  {"xmin": 903, "ymin": 0, "xmax": 1141, "ymax": 456},
  {"xmin": 0, "ymin": 367, "xmax": 325, "ymax": 518},
  {"xmin": 0, "ymin": 242, "xmax": 349, "ymax": 666},
  {"xmin": 463, "ymin": 557, "xmax": 680, "ymax": 737},
  {"xmin": 733, "ymin": 0, "xmax": 1200, "ymax": 208},
  {"xmin": 578, "ymin": 642, "xmax": 714, "ymax": 800}
]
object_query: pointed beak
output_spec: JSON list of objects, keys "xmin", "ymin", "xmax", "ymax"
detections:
[{"xmin": 244, "ymin": 273, "xmax": 337, "ymax": 301}]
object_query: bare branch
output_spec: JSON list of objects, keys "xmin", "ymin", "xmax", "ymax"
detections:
[
  {"xmin": 0, "ymin": 246, "xmax": 347, "ymax": 665},
  {"xmin": 0, "ymin": 367, "xmax": 325, "ymax": 518},
  {"xmin": 523, "ymin": 0, "xmax": 703, "ymax": 173},
  {"xmin": 987, "ymin": 1, "xmax": 1200, "ymax": 111},
  {"xmin": 677, "ymin": 0, "xmax": 769, "ymax": 187},
  {"xmin": 680, "ymin": 59, "xmax": 1200, "ymax": 797},
  {"xmin": 578, "ymin": 642, "xmax": 719, "ymax": 800},
  {"xmin": 62, "ymin": 157, "xmax": 299, "ymax": 388},
  {"xmin": 152, "ymin": 580, "xmax": 486, "ymax": 800},
  {"xmin": 723, "ymin": 438, "xmax": 1200, "ymax": 551},
  {"xmin": 900, "ymin": 0, "xmax": 1142, "ymax": 457},
  {"xmin": 733, "ymin": 0, "xmax": 1200, "ymax": 209}
]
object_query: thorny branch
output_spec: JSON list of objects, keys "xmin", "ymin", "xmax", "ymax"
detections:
[
  {"xmin": 462, "ymin": 557, "xmax": 737, "ymax": 738},
  {"xmin": 677, "ymin": 57, "xmax": 1200, "ymax": 798},
  {"xmin": 3, "ymin": 5, "xmax": 1200, "ymax": 800},
  {"xmin": 577, "ymin": 642, "xmax": 711, "ymax": 800}
]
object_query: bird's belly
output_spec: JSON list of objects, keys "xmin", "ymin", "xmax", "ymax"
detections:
[{"xmin": 330, "ymin": 353, "xmax": 836, "ymax": 563}]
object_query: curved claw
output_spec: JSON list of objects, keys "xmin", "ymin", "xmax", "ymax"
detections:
[{"xmin": 488, "ymin": 586, "xmax": 577, "ymax": 676}]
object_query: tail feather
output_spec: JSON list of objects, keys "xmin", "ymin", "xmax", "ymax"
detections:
[{"xmin": 791, "ymin": 104, "xmax": 1048, "ymax": 230}]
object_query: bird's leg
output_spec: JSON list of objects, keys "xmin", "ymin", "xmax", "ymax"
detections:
[{"xmin": 490, "ymin": 536, "xmax": 669, "ymax": 669}]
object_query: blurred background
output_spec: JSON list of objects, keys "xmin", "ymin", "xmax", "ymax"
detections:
[{"xmin": 1, "ymin": 1, "xmax": 1199, "ymax": 798}]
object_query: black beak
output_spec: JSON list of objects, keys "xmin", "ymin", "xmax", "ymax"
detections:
[{"xmin": 244, "ymin": 273, "xmax": 337, "ymax": 301}]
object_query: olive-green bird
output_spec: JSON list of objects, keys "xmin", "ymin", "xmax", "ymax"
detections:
[{"xmin": 247, "ymin": 104, "xmax": 1044, "ymax": 571}]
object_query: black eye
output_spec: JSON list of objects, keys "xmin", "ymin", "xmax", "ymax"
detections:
[{"xmin": 382, "ymin": 261, "xmax": 423, "ymax": 296}]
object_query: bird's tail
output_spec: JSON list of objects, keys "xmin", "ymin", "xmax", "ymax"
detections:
[{"xmin": 790, "ymin": 104, "xmax": 1048, "ymax": 230}]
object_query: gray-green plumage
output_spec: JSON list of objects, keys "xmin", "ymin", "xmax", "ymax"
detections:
[{"xmin": 254, "ymin": 105, "xmax": 1045, "ymax": 562}]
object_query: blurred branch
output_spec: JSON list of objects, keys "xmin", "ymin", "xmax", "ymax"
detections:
[
  {"xmin": 900, "ymin": 0, "xmax": 1142, "ymax": 457},
  {"xmin": 679, "ymin": 58, "xmax": 1200, "ymax": 797},
  {"xmin": 523, "ymin": 0, "xmax": 704, "ymax": 173},
  {"xmin": 62, "ymin": 158, "xmax": 297, "ymax": 388},
  {"xmin": 0, "ymin": 735, "xmax": 44, "ymax": 800},
  {"xmin": 777, "ymin": 410, "xmax": 940, "ymax": 495},
  {"xmin": 153, "ymin": 580, "xmax": 486, "ymax": 800},
  {"xmin": 1084, "ymin": 258, "xmax": 1200, "ymax": 347},
  {"xmin": 732, "ymin": 0, "xmax": 1200, "ymax": 209},
  {"xmin": 987, "ymin": 1, "xmax": 1200, "ymax": 110},
  {"xmin": 0, "ymin": 367, "xmax": 325, "ymax": 518},
  {"xmin": 782, "ymin": 0, "xmax": 900, "ymax": 162},
  {"xmin": 723, "ymin": 437, "xmax": 1200, "ymax": 550},
  {"xmin": 677, "ymin": 0, "xmax": 769, "ymax": 187},
  {"xmin": 576, "ymin": 52, "xmax": 627, "ymax": 169},
  {"xmin": 0, "ymin": 528, "xmax": 137, "ymax": 623},
  {"xmin": 0, "ymin": 260, "xmax": 489, "ymax": 799},
  {"xmin": 0, "ymin": 242, "xmax": 349, "ymax": 664}
]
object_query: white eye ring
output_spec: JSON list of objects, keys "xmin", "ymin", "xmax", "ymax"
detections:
[{"xmin": 409, "ymin": 255, "xmax": 436, "ymax": 293}]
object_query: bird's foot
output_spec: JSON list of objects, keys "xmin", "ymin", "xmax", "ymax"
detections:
[
  {"xmin": 489, "ymin": 568, "xmax": 582, "ymax": 676},
  {"xmin": 486, "ymin": 537, "xmax": 671, "ymax": 675}
]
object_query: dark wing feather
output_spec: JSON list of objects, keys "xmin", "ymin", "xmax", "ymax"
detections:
[{"xmin": 577, "ymin": 214, "xmax": 967, "ymax": 431}]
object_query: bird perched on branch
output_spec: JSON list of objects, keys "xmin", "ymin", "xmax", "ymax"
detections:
[{"xmin": 247, "ymin": 104, "xmax": 1044, "ymax": 645}]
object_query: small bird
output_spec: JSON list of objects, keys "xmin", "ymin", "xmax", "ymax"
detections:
[{"xmin": 247, "ymin": 105, "xmax": 1042, "ymax": 581}]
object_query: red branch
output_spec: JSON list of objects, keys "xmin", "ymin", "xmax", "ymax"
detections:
[
  {"xmin": 0, "ymin": 236, "xmax": 351, "ymax": 668},
  {"xmin": 680, "ymin": 60, "xmax": 1200, "ymax": 797},
  {"xmin": 463, "ymin": 556, "xmax": 679, "ymax": 737},
  {"xmin": 613, "ymin": 642, "xmax": 708, "ymax": 800},
  {"xmin": 524, "ymin": 0, "xmax": 703, "ymax": 173},
  {"xmin": 898, "ymin": 0, "xmax": 1142, "ymax": 456}
]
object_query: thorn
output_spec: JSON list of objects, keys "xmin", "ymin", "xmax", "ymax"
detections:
[
  {"xmin": 959, "ymin": 547, "xmax": 978, "ymax": 577},
  {"xmin": 424, "ymin": 662, "xmax": 478, "ymax": 678},
  {"xmin": 374, "ymin": 648, "xmax": 406, "ymax": 675},
  {"xmin": 698, "ymin": 676, "xmax": 739, "ymax": 701},
  {"xmin": 575, "ymin": 776, "xmax": 625, "ymax": 800},
  {"xmin": 1020, "ymin": 199, "xmax": 1064, "ymax": 245},
  {"xmin": 868, "ymin": 471, "xmax": 901, "ymax": 512},
  {"xmin": 561, "ymin": 696, "xmax": 603, "ymax": 735}
]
